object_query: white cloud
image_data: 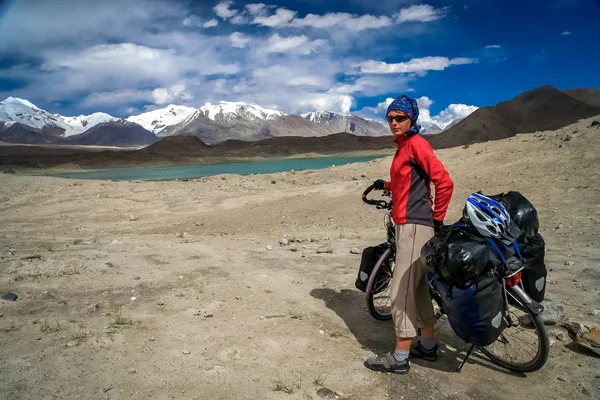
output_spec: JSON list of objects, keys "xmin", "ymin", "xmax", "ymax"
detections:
[
  {"xmin": 0, "ymin": 0, "xmax": 480, "ymax": 117},
  {"xmin": 561, "ymin": 31, "xmax": 572, "ymax": 35},
  {"xmin": 289, "ymin": 12, "xmax": 353, "ymax": 28},
  {"xmin": 295, "ymin": 94, "xmax": 354, "ymax": 114},
  {"xmin": 252, "ymin": 7, "xmax": 296, "ymax": 27},
  {"xmin": 152, "ymin": 83, "xmax": 194, "ymax": 105},
  {"xmin": 351, "ymin": 56, "xmax": 477, "ymax": 74},
  {"xmin": 264, "ymin": 33, "xmax": 327, "ymax": 55},
  {"xmin": 395, "ymin": 5, "xmax": 449, "ymax": 23},
  {"xmin": 203, "ymin": 19, "xmax": 219, "ymax": 28},
  {"xmin": 245, "ymin": 3, "xmax": 267, "ymax": 15},
  {"xmin": 230, "ymin": 32, "xmax": 251, "ymax": 48},
  {"xmin": 416, "ymin": 96, "xmax": 478, "ymax": 129},
  {"xmin": 80, "ymin": 89, "xmax": 153, "ymax": 108},
  {"xmin": 289, "ymin": 12, "xmax": 392, "ymax": 31},
  {"xmin": 485, "ymin": 44, "xmax": 501, "ymax": 48},
  {"xmin": 214, "ymin": 1, "xmax": 238, "ymax": 20},
  {"xmin": 252, "ymin": 65, "xmax": 329, "ymax": 87},
  {"xmin": 0, "ymin": 0, "xmax": 188, "ymax": 54}
]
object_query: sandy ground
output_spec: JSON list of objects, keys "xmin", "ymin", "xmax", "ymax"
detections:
[{"xmin": 1, "ymin": 116, "xmax": 600, "ymax": 400}]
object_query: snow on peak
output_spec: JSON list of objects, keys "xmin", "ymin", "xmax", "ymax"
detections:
[
  {"xmin": 126, "ymin": 104, "xmax": 197, "ymax": 133},
  {"xmin": 199, "ymin": 101, "xmax": 285, "ymax": 122},
  {"xmin": 301, "ymin": 110, "xmax": 350, "ymax": 123},
  {"xmin": 0, "ymin": 96, "xmax": 70, "ymax": 131},
  {"xmin": 58, "ymin": 112, "xmax": 119, "ymax": 136},
  {"xmin": 2, "ymin": 97, "xmax": 41, "ymax": 110}
]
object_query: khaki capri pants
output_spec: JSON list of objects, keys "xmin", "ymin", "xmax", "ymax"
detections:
[{"xmin": 389, "ymin": 223, "xmax": 437, "ymax": 338}]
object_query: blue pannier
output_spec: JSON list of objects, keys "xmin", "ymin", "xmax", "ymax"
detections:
[{"xmin": 429, "ymin": 273, "xmax": 506, "ymax": 346}]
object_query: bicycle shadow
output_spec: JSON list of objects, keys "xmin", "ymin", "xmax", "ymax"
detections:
[
  {"xmin": 411, "ymin": 316, "xmax": 527, "ymax": 377},
  {"xmin": 310, "ymin": 287, "xmax": 526, "ymax": 377}
]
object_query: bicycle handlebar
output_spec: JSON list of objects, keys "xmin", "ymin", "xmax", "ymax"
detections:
[{"xmin": 362, "ymin": 184, "xmax": 392, "ymax": 209}]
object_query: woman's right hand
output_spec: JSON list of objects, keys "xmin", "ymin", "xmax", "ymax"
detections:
[{"xmin": 373, "ymin": 179, "xmax": 387, "ymax": 190}]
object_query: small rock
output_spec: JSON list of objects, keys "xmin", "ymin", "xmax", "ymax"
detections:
[
  {"xmin": 156, "ymin": 301, "xmax": 165, "ymax": 306},
  {"xmin": 266, "ymin": 245, "xmax": 274, "ymax": 251},
  {"xmin": 562, "ymin": 318, "xmax": 590, "ymax": 337},
  {"xmin": 178, "ymin": 275, "xmax": 184, "ymax": 280},
  {"xmin": 128, "ymin": 368, "xmax": 137, "ymax": 374},
  {"xmin": 316, "ymin": 246, "xmax": 333, "ymax": 254},
  {"xmin": 555, "ymin": 223, "xmax": 565, "ymax": 230},
  {"xmin": 316, "ymin": 387, "xmax": 336, "ymax": 399},
  {"xmin": 576, "ymin": 326, "xmax": 600, "ymax": 357},
  {"xmin": 565, "ymin": 261, "xmax": 574, "ymax": 266},
  {"xmin": 288, "ymin": 245, "xmax": 298, "ymax": 252},
  {"xmin": 271, "ymin": 180, "xmax": 276, "ymax": 184},
  {"xmin": 279, "ymin": 238, "xmax": 290, "ymax": 246},
  {"xmin": 129, "ymin": 214, "xmax": 138, "ymax": 222},
  {"xmin": 350, "ymin": 247, "xmax": 361, "ymax": 254},
  {"xmin": 540, "ymin": 300, "xmax": 566, "ymax": 325},
  {"xmin": 130, "ymin": 297, "xmax": 136, "ymax": 301},
  {"xmin": 149, "ymin": 337, "xmax": 155, "ymax": 342},
  {"xmin": 183, "ymin": 350, "xmax": 191, "ymax": 355},
  {"xmin": 587, "ymin": 310, "xmax": 600, "ymax": 316},
  {"xmin": 66, "ymin": 340, "xmax": 78, "ymax": 347},
  {"xmin": 104, "ymin": 261, "xmax": 115, "ymax": 268},
  {"xmin": 590, "ymin": 120, "xmax": 599, "ymax": 127},
  {"xmin": 1, "ymin": 293, "xmax": 18, "ymax": 301},
  {"xmin": 554, "ymin": 330, "xmax": 569, "ymax": 342}
]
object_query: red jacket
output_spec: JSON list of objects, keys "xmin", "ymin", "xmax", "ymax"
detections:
[{"xmin": 385, "ymin": 134, "xmax": 454, "ymax": 227}]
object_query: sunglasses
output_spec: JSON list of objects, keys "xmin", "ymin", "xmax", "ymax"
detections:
[{"xmin": 386, "ymin": 115, "xmax": 411, "ymax": 123}]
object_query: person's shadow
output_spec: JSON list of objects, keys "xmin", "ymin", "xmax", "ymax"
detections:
[
  {"xmin": 310, "ymin": 287, "xmax": 526, "ymax": 377},
  {"xmin": 310, "ymin": 287, "xmax": 395, "ymax": 354}
]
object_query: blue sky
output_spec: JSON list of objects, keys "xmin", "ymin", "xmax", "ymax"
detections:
[{"xmin": 0, "ymin": 0, "xmax": 598, "ymax": 126}]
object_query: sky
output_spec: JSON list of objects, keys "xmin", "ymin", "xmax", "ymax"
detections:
[{"xmin": 0, "ymin": 0, "xmax": 599, "ymax": 127}]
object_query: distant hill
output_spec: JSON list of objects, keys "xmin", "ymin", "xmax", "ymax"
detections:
[
  {"xmin": 67, "ymin": 121, "xmax": 159, "ymax": 147},
  {"xmin": 139, "ymin": 135, "xmax": 210, "ymax": 156},
  {"xmin": 426, "ymin": 85, "xmax": 600, "ymax": 149},
  {"xmin": 563, "ymin": 88, "xmax": 600, "ymax": 107},
  {"xmin": 0, "ymin": 122, "xmax": 65, "ymax": 144}
]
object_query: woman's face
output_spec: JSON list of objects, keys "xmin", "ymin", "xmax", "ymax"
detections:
[{"xmin": 386, "ymin": 110, "xmax": 412, "ymax": 137}]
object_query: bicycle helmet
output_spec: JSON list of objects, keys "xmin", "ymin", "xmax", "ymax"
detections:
[{"xmin": 463, "ymin": 192, "xmax": 521, "ymax": 245}]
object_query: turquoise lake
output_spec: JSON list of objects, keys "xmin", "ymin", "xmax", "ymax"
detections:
[{"xmin": 49, "ymin": 156, "xmax": 383, "ymax": 181}]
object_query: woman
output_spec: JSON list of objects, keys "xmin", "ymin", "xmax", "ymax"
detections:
[{"xmin": 365, "ymin": 95, "xmax": 454, "ymax": 374}]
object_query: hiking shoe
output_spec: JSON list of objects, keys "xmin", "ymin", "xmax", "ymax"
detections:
[
  {"xmin": 409, "ymin": 341, "xmax": 438, "ymax": 361},
  {"xmin": 364, "ymin": 352, "xmax": 410, "ymax": 374}
]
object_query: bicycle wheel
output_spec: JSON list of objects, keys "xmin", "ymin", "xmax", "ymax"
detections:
[
  {"xmin": 365, "ymin": 247, "xmax": 395, "ymax": 321},
  {"xmin": 478, "ymin": 286, "xmax": 550, "ymax": 372}
]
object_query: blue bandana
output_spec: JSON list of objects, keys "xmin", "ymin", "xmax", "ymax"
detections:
[{"xmin": 386, "ymin": 95, "xmax": 421, "ymax": 135}]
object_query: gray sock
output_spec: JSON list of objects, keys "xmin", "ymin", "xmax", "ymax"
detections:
[
  {"xmin": 420, "ymin": 337, "xmax": 437, "ymax": 350},
  {"xmin": 393, "ymin": 348, "xmax": 410, "ymax": 363}
]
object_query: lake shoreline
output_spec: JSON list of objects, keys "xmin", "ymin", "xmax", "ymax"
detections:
[{"xmin": 10, "ymin": 149, "xmax": 396, "ymax": 176}]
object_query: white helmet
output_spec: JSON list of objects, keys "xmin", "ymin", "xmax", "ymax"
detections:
[{"xmin": 464, "ymin": 193, "xmax": 520, "ymax": 245}]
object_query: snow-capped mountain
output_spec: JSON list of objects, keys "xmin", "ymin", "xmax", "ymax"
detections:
[
  {"xmin": 126, "ymin": 104, "xmax": 197, "ymax": 134},
  {"xmin": 198, "ymin": 101, "xmax": 286, "ymax": 124},
  {"xmin": 301, "ymin": 111, "xmax": 389, "ymax": 136},
  {"xmin": 0, "ymin": 97, "xmax": 71, "ymax": 133},
  {"xmin": 0, "ymin": 97, "xmax": 392, "ymax": 146},
  {"xmin": 420, "ymin": 121, "xmax": 443, "ymax": 135},
  {"xmin": 59, "ymin": 113, "xmax": 118, "ymax": 136},
  {"xmin": 0, "ymin": 97, "xmax": 119, "ymax": 136}
]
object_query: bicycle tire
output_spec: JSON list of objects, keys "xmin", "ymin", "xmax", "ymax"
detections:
[
  {"xmin": 478, "ymin": 287, "xmax": 550, "ymax": 373},
  {"xmin": 365, "ymin": 247, "xmax": 394, "ymax": 321}
]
